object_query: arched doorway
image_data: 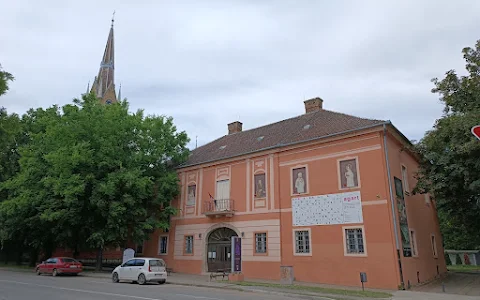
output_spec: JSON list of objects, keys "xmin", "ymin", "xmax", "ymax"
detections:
[{"xmin": 206, "ymin": 227, "xmax": 238, "ymax": 272}]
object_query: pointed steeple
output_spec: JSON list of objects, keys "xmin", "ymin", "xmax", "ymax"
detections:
[{"xmin": 90, "ymin": 14, "xmax": 117, "ymax": 104}]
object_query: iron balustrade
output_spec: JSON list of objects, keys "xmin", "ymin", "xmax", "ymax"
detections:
[{"xmin": 203, "ymin": 199, "xmax": 235, "ymax": 214}]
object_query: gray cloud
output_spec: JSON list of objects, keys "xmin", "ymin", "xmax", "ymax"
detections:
[{"xmin": 1, "ymin": 0, "xmax": 479, "ymax": 150}]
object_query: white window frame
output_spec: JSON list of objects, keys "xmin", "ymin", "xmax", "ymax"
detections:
[
  {"xmin": 185, "ymin": 235, "xmax": 194, "ymax": 255},
  {"xmin": 409, "ymin": 229, "xmax": 418, "ymax": 257},
  {"xmin": 342, "ymin": 225, "xmax": 367, "ymax": 257},
  {"xmin": 401, "ymin": 164, "xmax": 409, "ymax": 194},
  {"xmin": 158, "ymin": 235, "xmax": 168, "ymax": 255},
  {"xmin": 255, "ymin": 232, "xmax": 267, "ymax": 254},
  {"xmin": 293, "ymin": 228, "xmax": 312, "ymax": 256},
  {"xmin": 431, "ymin": 234, "xmax": 438, "ymax": 258}
]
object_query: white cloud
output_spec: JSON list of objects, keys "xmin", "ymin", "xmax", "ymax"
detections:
[{"xmin": 1, "ymin": 0, "xmax": 479, "ymax": 149}]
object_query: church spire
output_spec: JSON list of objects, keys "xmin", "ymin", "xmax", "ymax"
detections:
[{"xmin": 90, "ymin": 15, "xmax": 117, "ymax": 104}]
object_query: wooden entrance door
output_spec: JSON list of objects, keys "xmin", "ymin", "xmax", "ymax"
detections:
[{"xmin": 207, "ymin": 228, "xmax": 237, "ymax": 272}]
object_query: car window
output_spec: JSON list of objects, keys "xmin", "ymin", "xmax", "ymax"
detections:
[
  {"xmin": 52, "ymin": 258, "xmax": 58, "ymax": 264},
  {"xmin": 123, "ymin": 259, "xmax": 135, "ymax": 267},
  {"xmin": 134, "ymin": 259, "xmax": 145, "ymax": 267},
  {"xmin": 149, "ymin": 259, "xmax": 165, "ymax": 267},
  {"xmin": 45, "ymin": 259, "xmax": 54, "ymax": 264},
  {"xmin": 61, "ymin": 258, "xmax": 77, "ymax": 263}
]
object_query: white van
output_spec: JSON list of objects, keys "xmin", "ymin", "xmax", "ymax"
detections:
[{"xmin": 112, "ymin": 258, "xmax": 167, "ymax": 285}]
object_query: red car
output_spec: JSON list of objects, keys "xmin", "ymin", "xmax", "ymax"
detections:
[{"xmin": 35, "ymin": 257, "xmax": 83, "ymax": 276}]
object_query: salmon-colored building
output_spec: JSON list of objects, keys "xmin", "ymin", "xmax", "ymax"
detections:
[{"xmin": 138, "ymin": 98, "xmax": 447, "ymax": 290}]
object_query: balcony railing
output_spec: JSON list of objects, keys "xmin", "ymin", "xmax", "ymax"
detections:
[{"xmin": 203, "ymin": 199, "xmax": 235, "ymax": 217}]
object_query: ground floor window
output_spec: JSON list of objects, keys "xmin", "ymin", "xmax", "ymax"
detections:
[
  {"xmin": 345, "ymin": 228, "xmax": 365, "ymax": 254},
  {"xmin": 158, "ymin": 236, "xmax": 168, "ymax": 255},
  {"xmin": 294, "ymin": 230, "xmax": 310, "ymax": 254},
  {"xmin": 185, "ymin": 235, "xmax": 194, "ymax": 254},
  {"xmin": 255, "ymin": 233, "xmax": 267, "ymax": 253}
]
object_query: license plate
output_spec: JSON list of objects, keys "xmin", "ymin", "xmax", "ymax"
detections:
[
  {"xmin": 155, "ymin": 273, "xmax": 162, "ymax": 276},
  {"xmin": 70, "ymin": 266, "xmax": 77, "ymax": 268}
]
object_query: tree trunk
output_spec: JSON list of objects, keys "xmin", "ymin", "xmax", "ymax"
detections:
[
  {"xmin": 15, "ymin": 241, "xmax": 23, "ymax": 265},
  {"xmin": 95, "ymin": 247, "xmax": 103, "ymax": 271},
  {"xmin": 29, "ymin": 248, "xmax": 39, "ymax": 267},
  {"xmin": 73, "ymin": 244, "xmax": 79, "ymax": 259}
]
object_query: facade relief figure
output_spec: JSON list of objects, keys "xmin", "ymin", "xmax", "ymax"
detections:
[
  {"xmin": 339, "ymin": 159, "xmax": 358, "ymax": 188},
  {"xmin": 187, "ymin": 185, "xmax": 196, "ymax": 206},
  {"xmin": 345, "ymin": 164, "xmax": 355, "ymax": 187},
  {"xmin": 292, "ymin": 167, "xmax": 307, "ymax": 194},
  {"xmin": 254, "ymin": 173, "xmax": 266, "ymax": 198}
]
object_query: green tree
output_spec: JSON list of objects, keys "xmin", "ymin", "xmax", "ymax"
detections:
[
  {"xmin": 0, "ymin": 106, "xmax": 63, "ymax": 265},
  {"xmin": 1, "ymin": 94, "xmax": 189, "ymax": 269},
  {"xmin": 0, "ymin": 64, "xmax": 14, "ymax": 97},
  {"xmin": 414, "ymin": 40, "xmax": 480, "ymax": 250}
]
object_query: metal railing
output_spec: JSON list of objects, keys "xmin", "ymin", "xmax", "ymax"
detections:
[{"xmin": 203, "ymin": 199, "xmax": 235, "ymax": 214}]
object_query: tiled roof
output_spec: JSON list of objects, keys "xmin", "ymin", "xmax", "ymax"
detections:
[{"xmin": 180, "ymin": 109, "xmax": 387, "ymax": 168}]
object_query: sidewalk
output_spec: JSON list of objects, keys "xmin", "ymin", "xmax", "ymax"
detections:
[{"xmin": 84, "ymin": 271, "xmax": 392, "ymax": 300}]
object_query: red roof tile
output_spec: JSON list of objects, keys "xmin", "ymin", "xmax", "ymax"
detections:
[{"xmin": 181, "ymin": 109, "xmax": 387, "ymax": 168}]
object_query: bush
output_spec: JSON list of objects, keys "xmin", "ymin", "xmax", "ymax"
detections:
[{"xmin": 445, "ymin": 253, "xmax": 452, "ymax": 265}]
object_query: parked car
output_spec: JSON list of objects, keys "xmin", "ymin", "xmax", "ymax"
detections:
[
  {"xmin": 112, "ymin": 257, "xmax": 167, "ymax": 285},
  {"xmin": 35, "ymin": 257, "xmax": 83, "ymax": 276}
]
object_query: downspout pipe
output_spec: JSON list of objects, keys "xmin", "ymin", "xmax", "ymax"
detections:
[{"xmin": 383, "ymin": 123, "xmax": 405, "ymax": 288}]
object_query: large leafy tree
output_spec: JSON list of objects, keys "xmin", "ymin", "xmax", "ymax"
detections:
[
  {"xmin": 0, "ymin": 64, "xmax": 14, "ymax": 97},
  {"xmin": 1, "ymin": 94, "xmax": 189, "ymax": 268},
  {"xmin": 415, "ymin": 40, "xmax": 480, "ymax": 250}
]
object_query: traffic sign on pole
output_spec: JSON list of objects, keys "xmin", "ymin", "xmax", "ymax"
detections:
[{"xmin": 472, "ymin": 125, "xmax": 480, "ymax": 140}]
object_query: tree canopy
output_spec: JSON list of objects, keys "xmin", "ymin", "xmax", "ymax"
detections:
[
  {"xmin": 0, "ymin": 64, "xmax": 14, "ymax": 97},
  {"xmin": 414, "ymin": 40, "xmax": 480, "ymax": 250},
  {"xmin": 0, "ymin": 94, "xmax": 189, "ymax": 267}
]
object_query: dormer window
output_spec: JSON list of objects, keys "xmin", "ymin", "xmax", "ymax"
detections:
[
  {"xmin": 257, "ymin": 136, "xmax": 264, "ymax": 141},
  {"xmin": 219, "ymin": 145, "xmax": 226, "ymax": 150},
  {"xmin": 303, "ymin": 124, "xmax": 311, "ymax": 130}
]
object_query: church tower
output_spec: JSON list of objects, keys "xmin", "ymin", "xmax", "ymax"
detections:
[{"xmin": 90, "ymin": 16, "xmax": 118, "ymax": 104}]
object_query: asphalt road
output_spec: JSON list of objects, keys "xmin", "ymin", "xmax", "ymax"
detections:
[{"xmin": 0, "ymin": 270, "xmax": 298, "ymax": 300}]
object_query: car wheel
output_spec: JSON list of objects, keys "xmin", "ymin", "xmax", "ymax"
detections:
[
  {"xmin": 137, "ymin": 274, "xmax": 146, "ymax": 285},
  {"xmin": 159, "ymin": 280, "xmax": 166, "ymax": 285},
  {"xmin": 52, "ymin": 269, "xmax": 58, "ymax": 277},
  {"xmin": 36, "ymin": 268, "xmax": 41, "ymax": 275},
  {"xmin": 112, "ymin": 272, "xmax": 119, "ymax": 283}
]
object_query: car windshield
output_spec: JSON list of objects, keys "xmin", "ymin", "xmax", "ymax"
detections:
[
  {"xmin": 149, "ymin": 259, "xmax": 165, "ymax": 267},
  {"xmin": 62, "ymin": 258, "xmax": 77, "ymax": 263}
]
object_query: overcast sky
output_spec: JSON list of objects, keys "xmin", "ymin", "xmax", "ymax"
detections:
[{"xmin": 1, "ymin": 1, "xmax": 479, "ymax": 149}]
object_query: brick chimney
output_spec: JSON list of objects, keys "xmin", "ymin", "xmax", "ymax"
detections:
[
  {"xmin": 304, "ymin": 97, "xmax": 323, "ymax": 114},
  {"xmin": 228, "ymin": 121, "xmax": 243, "ymax": 134}
]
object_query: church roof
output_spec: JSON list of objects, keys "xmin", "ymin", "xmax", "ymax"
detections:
[
  {"xmin": 90, "ymin": 19, "xmax": 116, "ymax": 101},
  {"xmin": 180, "ymin": 105, "xmax": 387, "ymax": 168}
]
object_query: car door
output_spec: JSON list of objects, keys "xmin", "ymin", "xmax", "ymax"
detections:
[
  {"xmin": 132, "ymin": 259, "xmax": 145, "ymax": 280},
  {"xmin": 50, "ymin": 258, "xmax": 60, "ymax": 274},
  {"xmin": 39, "ymin": 259, "xmax": 50, "ymax": 273},
  {"xmin": 118, "ymin": 259, "xmax": 135, "ymax": 280},
  {"xmin": 44, "ymin": 258, "xmax": 55, "ymax": 274}
]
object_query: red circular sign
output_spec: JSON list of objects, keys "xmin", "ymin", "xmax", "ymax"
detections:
[{"xmin": 472, "ymin": 125, "xmax": 480, "ymax": 140}]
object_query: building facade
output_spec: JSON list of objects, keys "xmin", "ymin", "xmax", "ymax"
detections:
[{"xmin": 140, "ymin": 98, "xmax": 446, "ymax": 290}]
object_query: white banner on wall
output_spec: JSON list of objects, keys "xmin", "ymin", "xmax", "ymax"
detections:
[{"xmin": 292, "ymin": 191, "xmax": 363, "ymax": 226}]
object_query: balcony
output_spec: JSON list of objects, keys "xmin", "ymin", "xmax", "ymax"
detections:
[{"xmin": 203, "ymin": 199, "xmax": 235, "ymax": 218}]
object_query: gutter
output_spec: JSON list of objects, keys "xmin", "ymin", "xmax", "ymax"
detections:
[
  {"xmin": 178, "ymin": 121, "xmax": 391, "ymax": 169},
  {"xmin": 383, "ymin": 123, "xmax": 404, "ymax": 288}
]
